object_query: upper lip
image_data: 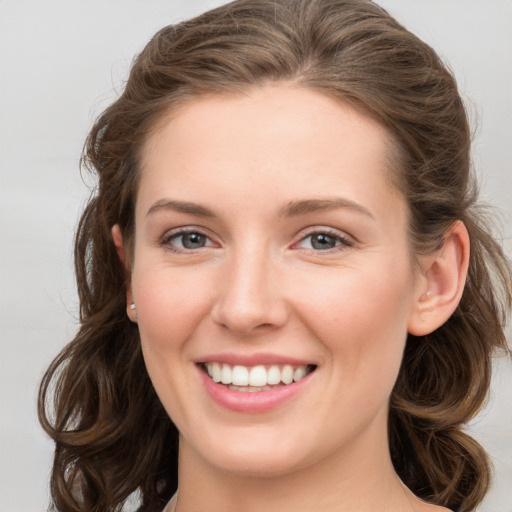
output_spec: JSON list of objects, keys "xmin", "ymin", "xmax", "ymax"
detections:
[{"xmin": 196, "ymin": 352, "xmax": 316, "ymax": 367}]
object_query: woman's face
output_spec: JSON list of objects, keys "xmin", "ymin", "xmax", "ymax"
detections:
[{"xmin": 128, "ymin": 85, "xmax": 424, "ymax": 477}]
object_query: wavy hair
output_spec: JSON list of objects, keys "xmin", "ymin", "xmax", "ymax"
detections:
[{"xmin": 39, "ymin": 1, "xmax": 512, "ymax": 511}]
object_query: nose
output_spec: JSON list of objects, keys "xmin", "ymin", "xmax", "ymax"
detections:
[{"xmin": 211, "ymin": 247, "xmax": 288, "ymax": 336}]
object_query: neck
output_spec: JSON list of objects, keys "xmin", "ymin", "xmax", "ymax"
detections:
[{"xmin": 174, "ymin": 427, "xmax": 424, "ymax": 512}]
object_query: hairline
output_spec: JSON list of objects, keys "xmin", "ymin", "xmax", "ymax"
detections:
[{"xmin": 125, "ymin": 82, "xmax": 420, "ymax": 272}]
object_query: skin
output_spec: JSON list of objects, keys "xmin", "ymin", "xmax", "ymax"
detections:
[{"xmin": 113, "ymin": 85, "xmax": 468, "ymax": 512}]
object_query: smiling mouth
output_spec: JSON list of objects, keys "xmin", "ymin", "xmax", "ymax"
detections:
[{"xmin": 199, "ymin": 362, "xmax": 317, "ymax": 392}]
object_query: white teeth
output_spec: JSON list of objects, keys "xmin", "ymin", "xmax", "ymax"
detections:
[
  {"xmin": 211, "ymin": 362, "xmax": 221, "ymax": 382},
  {"xmin": 267, "ymin": 365, "xmax": 281, "ymax": 385},
  {"xmin": 221, "ymin": 364, "xmax": 232, "ymax": 385},
  {"xmin": 232, "ymin": 365, "xmax": 249, "ymax": 386},
  {"xmin": 249, "ymin": 365, "xmax": 267, "ymax": 386},
  {"xmin": 228, "ymin": 385, "xmax": 273, "ymax": 392},
  {"xmin": 204, "ymin": 362, "xmax": 313, "ymax": 388},
  {"xmin": 281, "ymin": 364, "xmax": 294, "ymax": 385},
  {"xmin": 293, "ymin": 366, "xmax": 307, "ymax": 382}
]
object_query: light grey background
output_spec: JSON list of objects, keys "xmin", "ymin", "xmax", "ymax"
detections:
[{"xmin": 0, "ymin": 1, "xmax": 510, "ymax": 511}]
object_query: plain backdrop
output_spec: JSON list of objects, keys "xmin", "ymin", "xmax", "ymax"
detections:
[{"xmin": 0, "ymin": 1, "xmax": 511, "ymax": 511}]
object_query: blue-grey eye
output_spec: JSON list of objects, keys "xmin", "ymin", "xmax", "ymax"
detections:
[
  {"xmin": 162, "ymin": 229, "xmax": 217, "ymax": 252},
  {"xmin": 295, "ymin": 231, "xmax": 352, "ymax": 251},
  {"xmin": 178, "ymin": 232, "xmax": 207, "ymax": 249},
  {"xmin": 309, "ymin": 233, "xmax": 338, "ymax": 250}
]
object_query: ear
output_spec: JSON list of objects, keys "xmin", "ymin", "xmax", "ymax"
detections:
[
  {"xmin": 112, "ymin": 224, "xmax": 137, "ymax": 323},
  {"xmin": 408, "ymin": 221, "xmax": 470, "ymax": 336}
]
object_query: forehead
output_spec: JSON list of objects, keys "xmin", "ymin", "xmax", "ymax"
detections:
[
  {"xmin": 137, "ymin": 85, "xmax": 405, "ymax": 222},
  {"xmin": 143, "ymin": 85, "xmax": 393, "ymax": 158}
]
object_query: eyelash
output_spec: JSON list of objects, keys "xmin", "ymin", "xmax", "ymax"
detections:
[
  {"xmin": 160, "ymin": 227, "xmax": 354, "ymax": 253},
  {"xmin": 293, "ymin": 228, "xmax": 354, "ymax": 253},
  {"xmin": 160, "ymin": 228, "xmax": 217, "ymax": 253}
]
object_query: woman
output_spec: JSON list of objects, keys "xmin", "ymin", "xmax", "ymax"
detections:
[{"xmin": 38, "ymin": 1, "xmax": 512, "ymax": 511}]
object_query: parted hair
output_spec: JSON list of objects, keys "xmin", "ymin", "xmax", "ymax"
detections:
[{"xmin": 38, "ymin": 1, "xmax": 512, "ymax": 511}]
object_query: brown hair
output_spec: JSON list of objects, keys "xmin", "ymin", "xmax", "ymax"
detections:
[{"xmin": 38, "ymin": 1, "xmax": 512, "ymax": 511}]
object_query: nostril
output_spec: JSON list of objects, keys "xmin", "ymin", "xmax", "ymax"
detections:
[
  {"xmin": 254, "ymin": 323, "xmax": 274, "ymax": 330},
  {"xmin": 210, "ymin": 275, "xmax": 289, "ymax": 334}
]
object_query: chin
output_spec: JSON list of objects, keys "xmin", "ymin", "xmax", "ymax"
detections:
[
  {"xmin": 183, "ymin": 427, "xmax": 315, "ymax": 478},
  {"xmin": 208, "ymin": 449, "xmax": 306, "ymax": 478}
]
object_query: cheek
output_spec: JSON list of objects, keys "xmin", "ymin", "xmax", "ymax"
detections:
[
  {"xmin": 297, "ymin": 265, "xmax": 413, "ymax": 383},
  {"xmin": 302, "ymin": 264, "xmax": 412, "ymax": 334},
  {"xmin": 132, "ymin": 266, "xmax": 213, "ymax": 354},
  {"xmin": 131, "ymin": 266, "xmax": 215, "ymax": 422}
]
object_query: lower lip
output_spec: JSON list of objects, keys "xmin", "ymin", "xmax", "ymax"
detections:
[{"xmin": 198, "ymin": 367, "xmax": 314, "ymax": 413}]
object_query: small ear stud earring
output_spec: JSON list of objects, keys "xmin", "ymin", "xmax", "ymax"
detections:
[
  {"xmin": 130, "ymin": 304, "xmax": 136, "ymax": 311},
  {"xmin": 420, "ymin": 290, "xmax": 433, "ymax": 301}
]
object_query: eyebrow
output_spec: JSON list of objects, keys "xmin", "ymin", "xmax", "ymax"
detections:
[
  {"xmin": 279, "ymin": 198, "xmax": 374, "ymax": 219},
  {"xmin": 146, "ymin": 197, "xmax": 374, "ymax": 220},
  {"xmin": 146, "ymin": 199, "xmax": 216, "ymax": 218}
]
